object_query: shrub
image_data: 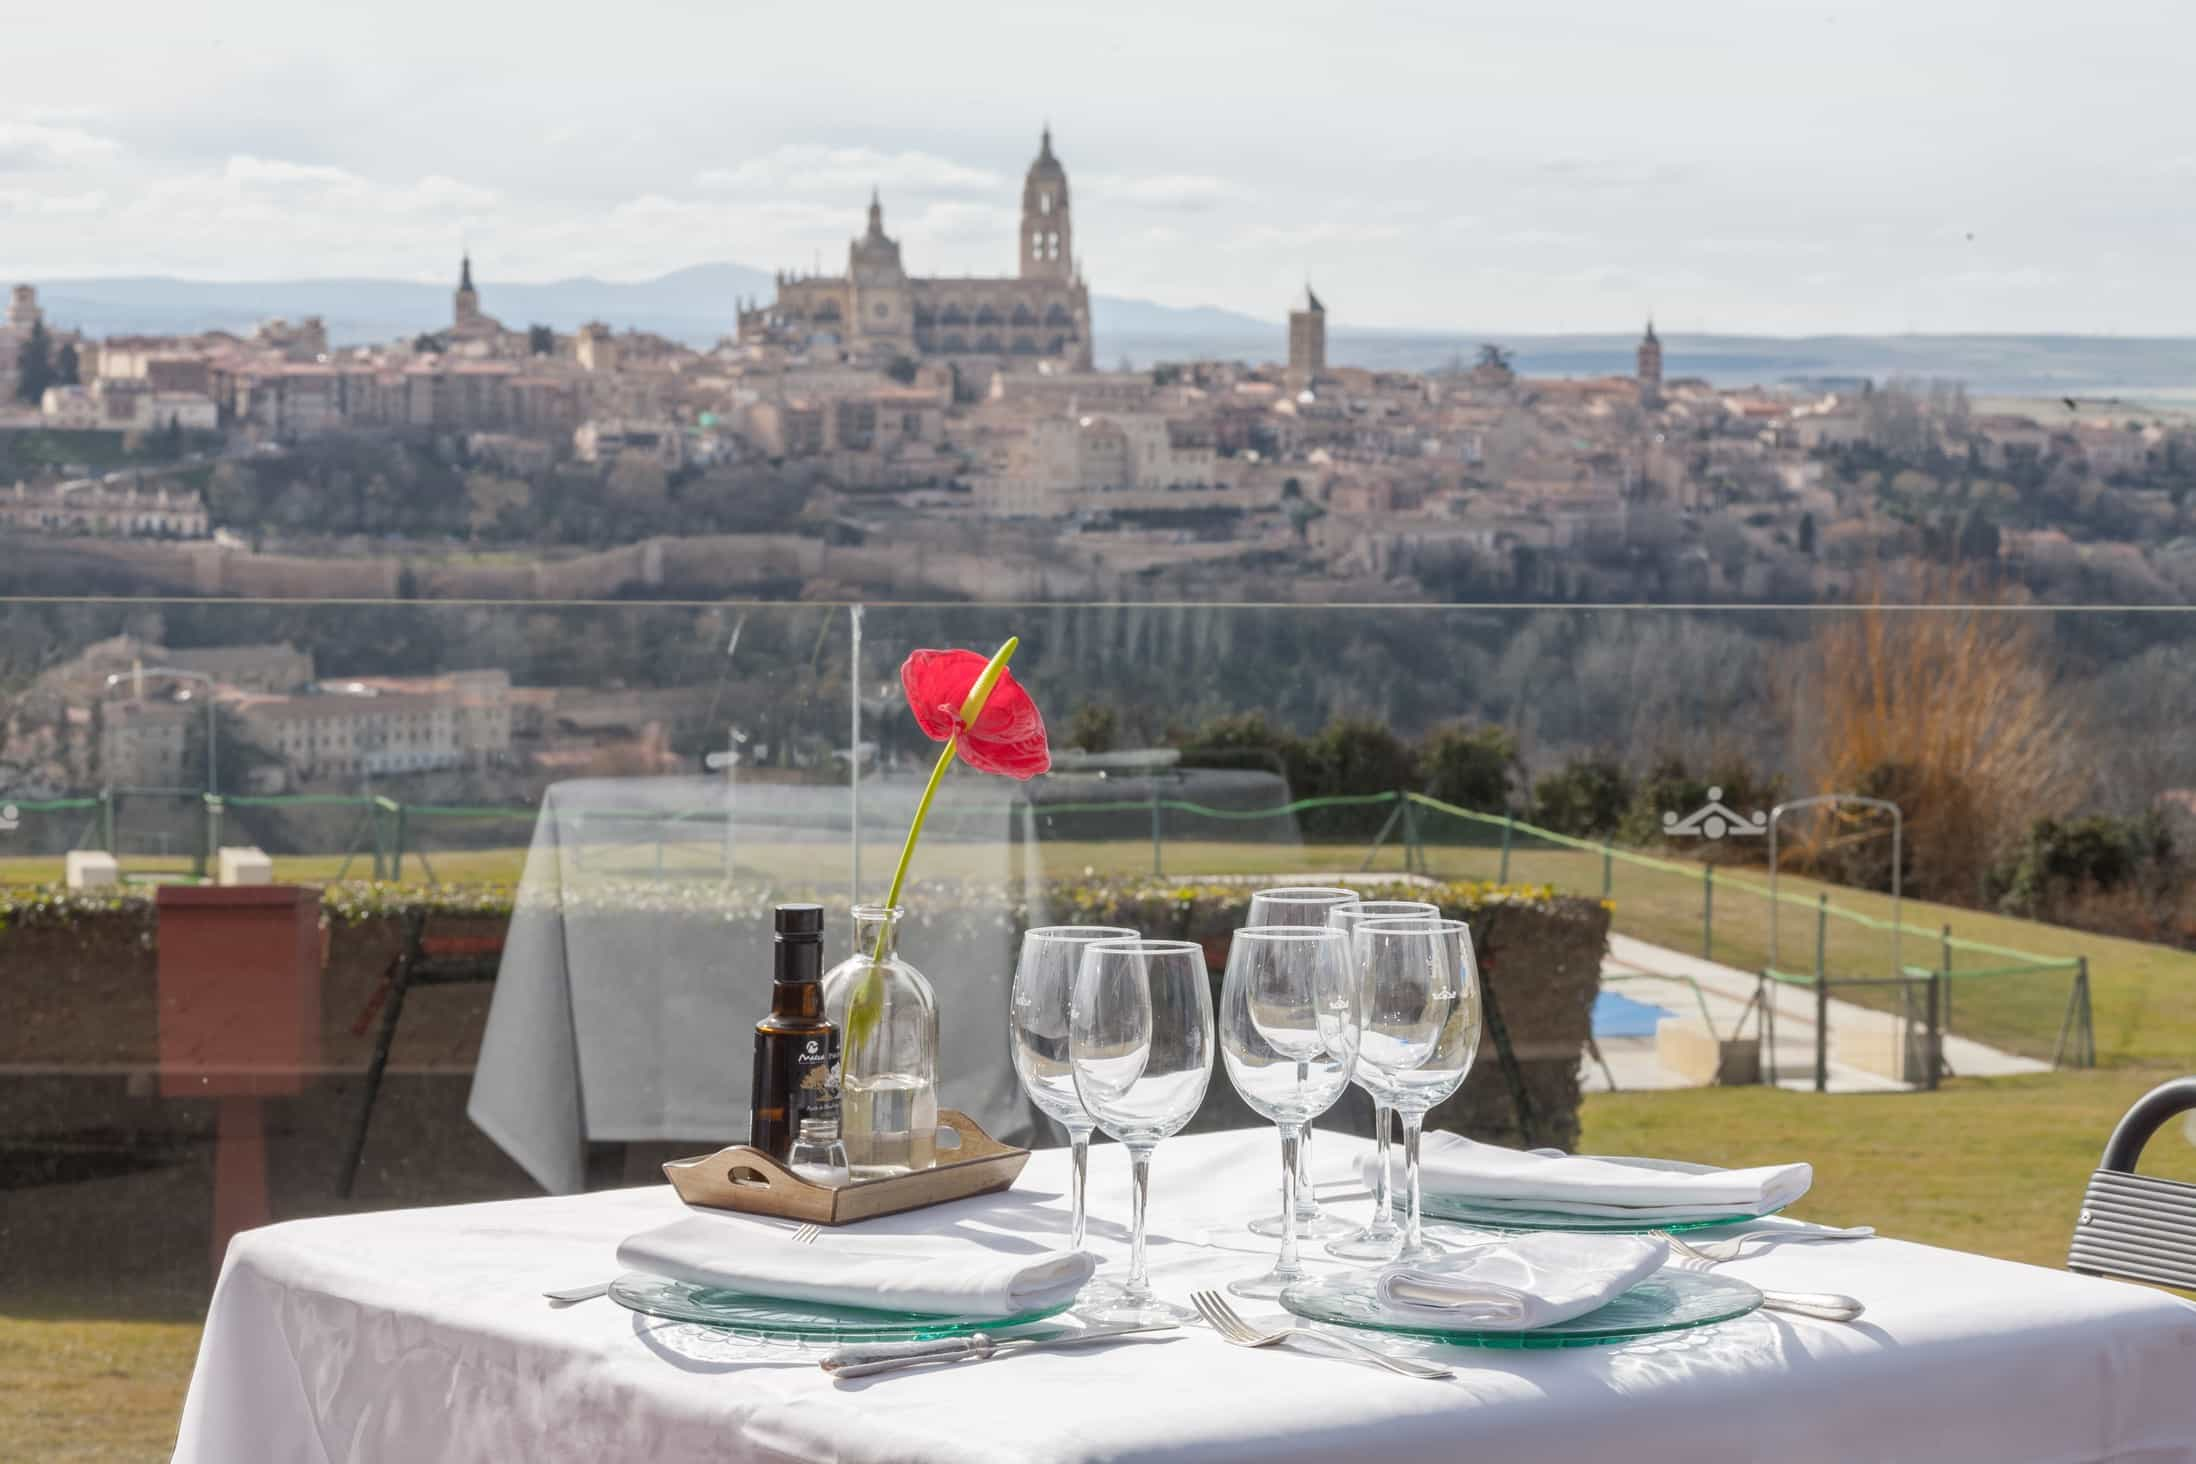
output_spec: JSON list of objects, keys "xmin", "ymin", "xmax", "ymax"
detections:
[
  {"xmin": 1420, "ymin": 720, "xmax": 1516, "ymax": 813},
  {"xmin": 1531, "ymin": 755, "xmax": 1633, "ymax": 837},
  {"xmin": 1990, "ymin": 812, "xmax": 2178, "ymax": 919},
  {"xmin": 1176, "ymin": 711, "xmax": 1307, "ymax": 789},
  {"xmin": 1794, "ymin": 582, "xmax": 2083, "ymax": 902},
  {"xmin": 1299, "ymin": 718, "xmax": 1418, "ymax": 835}
]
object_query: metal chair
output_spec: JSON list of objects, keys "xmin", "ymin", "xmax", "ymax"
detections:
[{"xmin": 2067, "ymin": 1077, "xmax": 2196, "ymax": 1290}]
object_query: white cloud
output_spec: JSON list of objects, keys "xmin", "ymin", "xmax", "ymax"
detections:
[
  {"xmin": 1226, "ymin": 217, "xmax": 1404, "ymax": 251},
  {"xmin": 1944, "ymin": 266, "xmax": 2054, "ymax": 291},
  {"xmin": 1686, "ymin": 236, "xmax": 1833, "ymax": 259},
  {"xmin": 1499, "ymin": 227, "xmax": 1595, "ymax": 248},
  {"xmin": 903, "ymin": 201, "xmax": 1016, "ymax": 244},
  {"xmin": 698, "ymin": 144, "xmax": 1001, "ymax": 198},
  {"xmin": 224, "ymin": 154, "xmax": 356, "ymax": 187},
  {"xmin": 0, "ymin": 120, "xmax": 123, "ymax": 170},
  {"xmin": 1081, "ymin": 172, "xmax": 1250, "ymax": 210},
  {"xmin": 0, "ymin": 188, "xmax": 106, "ymax": 215}
]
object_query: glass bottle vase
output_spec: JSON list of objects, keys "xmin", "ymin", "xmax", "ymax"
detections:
[{"xmin": 820, "ymin": 905, "xmax": 940, "ymax": 1178}]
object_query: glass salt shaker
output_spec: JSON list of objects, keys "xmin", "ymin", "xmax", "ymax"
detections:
[{"xmin": 788, "ymin": 1116, "xmax": 850, "ymax": 1187}]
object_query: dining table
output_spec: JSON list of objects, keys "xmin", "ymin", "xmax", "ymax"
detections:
[{"xmin": 172, "ymin": 1127, "xmax": 2196, "ymax": 1464}]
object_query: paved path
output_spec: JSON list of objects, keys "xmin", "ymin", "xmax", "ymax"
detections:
[{"xmin": 1587, "ymin": 933, "xmax": 2051, "ymax": 1094}]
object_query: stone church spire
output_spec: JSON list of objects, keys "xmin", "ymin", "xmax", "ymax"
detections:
[
  {"xmin": 454, "ymin": 250, "xmax": 481, "ymax": 332},
  {"xmin": 1020, "ymin": 126, "xmax": 1071, "ymax": 283}
]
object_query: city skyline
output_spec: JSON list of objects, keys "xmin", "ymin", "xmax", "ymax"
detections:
[{"xmin": 4, "ymin": 1, "xmax": 2194, "ymax": 336}]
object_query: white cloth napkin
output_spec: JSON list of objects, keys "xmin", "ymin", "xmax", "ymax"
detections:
[
  {"xmin": 614, "ymin": 1216, "xmax": 1096, "ymax": 1319},
  {"xmin": 1362, "ymin": 1132, "xmax": 1811, "ymax": 1222},
  {"xmin": 1377, "ymin": 1232, "xmax": 1669, "ymax": 1330}
]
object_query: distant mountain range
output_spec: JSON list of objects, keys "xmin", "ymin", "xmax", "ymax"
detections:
[{"xmin": 30, "ymin": 265, "xmax": 2196, "ymax": 400}]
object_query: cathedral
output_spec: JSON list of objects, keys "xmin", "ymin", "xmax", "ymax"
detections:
[{"xmin": 737, "ymin": 128, "xmax": 1093, "ymax": 369}]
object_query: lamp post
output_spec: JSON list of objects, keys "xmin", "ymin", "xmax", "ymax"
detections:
[{"xmin": 106, "ymin": 667, "xmax": 219, "ymax": 872}]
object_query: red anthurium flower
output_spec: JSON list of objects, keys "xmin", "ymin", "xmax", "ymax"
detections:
[{"xmin": 900, "ymin": 648, "xmax": 1052, "ymax": 780}]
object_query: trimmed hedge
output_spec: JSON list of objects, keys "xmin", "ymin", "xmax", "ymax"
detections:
[{"xmin": 2, "ymin": 875, "xmax": 1608, "ymax": 1151}]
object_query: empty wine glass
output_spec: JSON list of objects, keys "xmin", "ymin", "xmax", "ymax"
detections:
[
  {"xmin": 1010, "ymin": 924, "xmax": 1138, "ymax": 1273},
  {"xmin": 1323, "ymin": 900, "xmax": 1440, "ymax": 1261},
  {"xmin": 1070, "ymin": 938, "xmax": 1214, "ymax": 1326},
  {"xmin": 1351, "ymin": 917, "xmax": 1480, "ymax": 1264},
  {"xmin": 1219, "ymin": 926, "xmax": 1359, "ymax": 1298},
  {"xmin": 1244, "ymin": 886, "xmax": 1360, "ymax": 1240}
]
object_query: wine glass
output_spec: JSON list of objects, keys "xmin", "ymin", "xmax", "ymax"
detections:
[
  {"xmin": 1244, "ymin": 886, "xmax": 1360, "ymax": 1240},
  {"xmin": 1219, "ymin": 926, "xmax": 1359, "ymax": 1298},
  {"xmin": 1009, "ymin": 924, "xmax": 1139, "ymax": 1281},
  {"xmin": 1351, "ymin": 917, "xmax": 1480, "ymax": 1264},
  {"xmin": 1322, "ymin": 900, "xmax": 1440, "ymax": 1261},
  {"xmin": 1069, "ymin": 938, "xmax": 1215, "ymax": 1326}
]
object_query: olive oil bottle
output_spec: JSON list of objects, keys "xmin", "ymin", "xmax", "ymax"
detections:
[{"xmin": 749, "ymin": 904, "xmax": 840, "ymax": 1160}]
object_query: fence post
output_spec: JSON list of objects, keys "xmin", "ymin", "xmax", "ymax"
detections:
[
  {"xmin": 2049, "ymin": 956, "xmax": 2098, "ymax": 1071},
  {"xmin": 1601, "ymin": 842, "xmax": 1613, "ymax": 900},
  {"xmin": 2083, "ymin": 957, "xmax": 2096, "ymax": 1067},
  {"xmin": 393, "ymin": 803, "xmax": 409, "ymax": 884},
  {"xmin": 1940, "ymin": 923, "xmax": 1954, "ymax": 1042},
  {"xmin": 204, "ymin": 794, "xmax": 223, "ymax": 877},
  {"xmin": 1813, "ymin": 893, "xmax": 1829, "ymax": 1094},
  {"xmin": 1756, "ymin": 972, "xmax": 1772, "ymax": 1085},
  {"xmin": 371, "ymin": 801, "xmax": 387, "ymax": 881},
  {"xmin": 1357, "ymin": 797, "xmax": 1406, "ymax": 875},
  {"xmin": 1702, "ymin": 865, "xmax": 1714, "ymax": 961},
  {"xmin": 1404, "ymin": 797, "xmax": 1423, "ymax": 876},
  {"xmin": 1498, "ymin": 815, "xmax": 1513, "ymax": 884},
  {"xmin": 100, "ymin": 787, "xmax": 115, "ymax": 854},
  {"xmin": 1923, "ymin": 967, "xmax": 1942, "ymax": 1092},
  {"xmin": 1149, "ymin": 776, "xmax": 1162, "ymax": 878}
]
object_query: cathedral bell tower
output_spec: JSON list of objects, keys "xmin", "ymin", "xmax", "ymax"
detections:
[
  {"xmin": 1019, "ymin": 126, "xmax": 1072, "ymax": 283},
  {"xmin": 454, "ymin": 252, "xmax": 481, "ymax": 332}
]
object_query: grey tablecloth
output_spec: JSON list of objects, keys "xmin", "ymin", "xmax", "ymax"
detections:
[{"xmin": 467, "ymin": 774, "xmax": 1037, "ymax": 1193}]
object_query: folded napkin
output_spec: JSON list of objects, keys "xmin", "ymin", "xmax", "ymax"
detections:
[
  {"xmin": 1362, "ymin": 1132, "xmax": 1810, "ymax": 1222},
  {"xmin": 1377, "ymin": 1232, "xmax": 1668, "ymax": 1330},
  {"xmin": 615, "ymin": 1217, "xmax": 1096, "ymax": 1319}
]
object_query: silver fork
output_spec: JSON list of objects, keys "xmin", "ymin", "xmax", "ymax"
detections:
[
  {"xmin": 545, "ymin": 1222, "xmax": 822, "ymax": 1305},
  {"xmin": 1668, "ymin": 1225, "xmax": 1874, "ymax": 1264},
  {"xmin": 1191, "ymin": 1290, "xmax": 1454, "ymax": 1380},
  {"xmin": 1653, "ymin": 1231, "xmax": 1866, "ymax": 1323}
]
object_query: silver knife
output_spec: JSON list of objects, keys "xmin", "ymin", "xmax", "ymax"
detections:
[{"xmin": 821, "ymin": 1322, "xmax": 1179, "ymax": 1378}]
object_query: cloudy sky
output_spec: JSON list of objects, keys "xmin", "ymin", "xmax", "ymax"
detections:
[{"xmin": 5, "ymin": 0, "xmax": 2193, "ymax": 333}]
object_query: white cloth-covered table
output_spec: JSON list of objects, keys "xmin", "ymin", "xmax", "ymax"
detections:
[
  {"xmin": 175, "ymin": 1128, "xmax": 2196, "ymax": 1464},
  {"xmin": 467, "ymin": 775, "xmax": 1038, "ymax": 1194}
]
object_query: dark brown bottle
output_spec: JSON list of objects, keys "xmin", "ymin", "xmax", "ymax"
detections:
[{"xmin": 750, "ymin": 903, "xmax": 840, "ymax": 1160}]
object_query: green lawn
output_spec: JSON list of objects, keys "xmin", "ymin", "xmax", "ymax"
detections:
[
  {"xmin": 0, "ymin": 1316, "xmax": 202, "ymax": 1463},
  {"xmin": 1581, "ymin": 1066, "xmax": 2196, "ymax": 1268}
]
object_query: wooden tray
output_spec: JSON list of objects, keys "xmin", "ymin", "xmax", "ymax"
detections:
[{"xmin": 662, "ymin": 1109, "xmax": 1030, "ymax": 1225}]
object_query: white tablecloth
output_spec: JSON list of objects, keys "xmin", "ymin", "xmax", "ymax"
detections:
[
  {"xmin": 466, "ymin": 775, "xmax": 1039, "ymax": 1194},
  {"xmin": 174, "ymin": 1129, "xmax": 2196, "ymax": 1464}
]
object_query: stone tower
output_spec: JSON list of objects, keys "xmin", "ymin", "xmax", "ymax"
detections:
[
  {"xmin": 1020, "ymin": 127, "xmax": 1072, "ymax": 283},
  {"xmin": 1288, "ymin": 285, "xmax": 1326, "ymax": 379},
  {"xmin": 1636, "ymin": 319, "xmax": 1663, "ymax": 391},
  {"xmin": 849, "ymin": 188, "xmax": 914, "ymax": 350},
  {"xmin": 454, "ymin": 253, "xmax": 481, "ymax": 333},
  {"xmin": 7, "ymin": 284, "xmax": 41, "ymax": 334}
]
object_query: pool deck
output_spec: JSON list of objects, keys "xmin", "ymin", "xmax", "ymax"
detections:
[{"xmin": 1586, "ymin": 934, "xmax": 2053, "ymax": 1094}]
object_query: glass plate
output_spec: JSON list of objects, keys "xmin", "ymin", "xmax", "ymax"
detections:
[
  {"xmin": 1420, "ymin": 1196, "xmax": 1789, "ymax": 1233},
  {"xmin": 1421, "ymin": 1154, "xmax": 1791, "ymax": 1233},
  {"xmin": 1280, "ymin": 1267, "xmax": 1763, "ymax": 1349},
  {"xmin": 607, "ymin": 1273, "xmax": 1076, "ymax": 1341}
]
